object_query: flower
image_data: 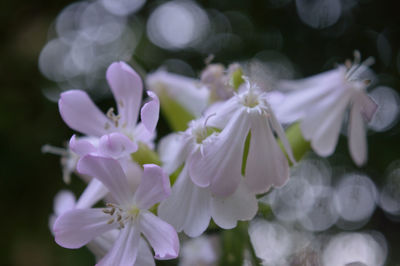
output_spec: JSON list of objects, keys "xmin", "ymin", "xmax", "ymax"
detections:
[
  {"xmin": 54, "ymin": 155, "xmax": 179, "ymax": 265},
  {"xmin": 59, "ymin": 61, "xmax": 159, "ymax": 150},
  {"xmin": 189, "ymin": 79, "xmax": 295, "ymax": 196},
  {"xmin": 276, "ymin": 51, "xmax": 378, "ymax": 166},
  {"xmin": 157, "ymin": 118, "xmax": 258, "ymax": 237}
]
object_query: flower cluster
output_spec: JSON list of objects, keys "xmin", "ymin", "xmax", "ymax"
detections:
[{"xmin": 49, "ymin": 52, "xmax": 379, "ymax": 265}]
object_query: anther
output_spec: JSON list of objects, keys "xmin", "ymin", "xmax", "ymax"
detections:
[{"xmin": 107, "ymin": 218, "xmax": 114, "ymax": 224}]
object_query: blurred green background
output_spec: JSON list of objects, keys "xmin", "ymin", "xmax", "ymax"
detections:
[{"xmin": 1, "ymin": 0, "xmax": 399, "ymax": 265}]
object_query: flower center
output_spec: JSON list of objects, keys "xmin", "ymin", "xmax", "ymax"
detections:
[{"xmin": 103, "ymin": 203, "xmax": 140, "ymax": 229}]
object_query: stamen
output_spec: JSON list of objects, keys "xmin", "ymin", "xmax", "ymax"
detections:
[
  {"xmin": 106, "ymin": 107, "xmax": 121, "ymax": 127},
  {"xmin": 41, "ymin": 145, "xmax": 68, "ymax": 156}
]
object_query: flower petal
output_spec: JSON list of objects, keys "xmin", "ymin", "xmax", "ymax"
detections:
[
  {"xmin": 134, "ymin": 164, "xmax": 171, "ymax": 209},
  {"xmin": 54, "ymin": 190, "xmax": 76, "ymax": 216},
  {"xmin": 141, "ymin": 91, "xmax": 160, "ymax": 134},
  {"xmin": 268, "ymin": 106, "xmax": 296, "ymax": 164},
  {"xmin": 304, "ymin": 90, "xmax": 352, "ymax": 156},
  {"xmin": 54, "ymin": 208, "xmax": 115, "ymax": 249},
  {"xmin": 134, "ymin": 122, "xmax": 156, "ymax": 149},
  {"xmin": 135, "ymin": 238, "xmax": 156, "ymax": 266},
  {"xmin": 106, "ymin": 62, "xmax": 143, "ymax": 129},
  {"xmin": 189, "ymin": 110, "xmax": 251, "ymax": 196},
  {"xmin": 158, "ymin": 133, "xmax": 190, "ymax": 174},
  {"xmin": 59, "ymin": 90, "xmax": 111, "ymax": 136},
  {"xmin": 77, "ymin": 155, "xmax": 132, "ymax": 206},
  {"xmin": 86, "ymin": 230, "xmax": 118, "ymax": 261},
  {"xmin": 98, "ymin": 133, "xmax": 138, "ymax": 159},
  {"xmin": 69, "ymin": 135, "xmax": 97, "ymax": 156},
  {"xmin": 97, "ymin": 222, "xmax": 140, "ymax": 266},
  {"xmin": 211, "ymin": 181, "xmax": 258, "ymax": 229},
  {"xmin": 348, "ymin": 102, "xmax": 367, "ymax": 166},
  {"xmin": 358, "ymin": 92, "xmax": 378, "ymax": 122},
  {"xmin": 158, "ymin": 166, "xmax": 211, "ymax": 237},
  {"xmin": 75, "ymin": 178, "xmax": 108, "ymax": 209},
  {"xmin": 139, "ymin": 211, "xmax": 179, "ymax": 260},
  {"xmin": 245, "ymin": 115, "xmax": 290, "ymax": 194}
]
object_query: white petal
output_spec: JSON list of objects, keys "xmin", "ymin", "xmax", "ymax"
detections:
[
  {"xmin": 211, "ymin": 181, "xmax": 258, "ymax": 229},
  {"xmin": 77, "ymin": 155, "xmax": 132, "ymax": 206},
  {"xmin": 134, "ymin": 122, "xmax": 156, "ymax": 149},
  {"xmin": 139, "ymin": 211, "xmax": 179, "ymax": 260},
  {"xmin": 97, "ymin": 223, "xmax": 141, "ymax": 266},
  {"xmin": 268, "ymin": 106, "xmax": 296, "ymax": 164},
  {"xmin": 54, "ymin": 208, "xmax": 115, "ymax": 249},
  {"xmin": 58, "ymin": 90, "xmax": 112, "ymax": 136},
  {"xmin": 348, "ymin": 102, "xmax": 367, "ymax": 166},
  {"xmin": 276, "ymin": 69, "xmax": 344, "ymax": 123},
  {"xmin": 356, "ymin": 91, "xmax": 378, "ymax": 122},
  {"xmin": 158, "ymin": 166, "xmax": 211, "ymax": 237},
  {"xmin": 158, "ymin": 133, "xmax": 190, "ymax": 174},
  {"xmin": 140, "ymin": 91, "xmax": 160, "ymax": 134},
  {"xmin": 245, "ymin": 114, "xmax": 290, "ymax": 194},
  {"xmin": 106, "ymin": 62, "xmax": 143, "ymax": 129},
  {"xmin": 134, "ymin": 164, "xmax": 171, "ymax": 210},
  {"xmin": 206, "ymin": 97, "xmax": 238, "ymax": 128},
  {"xmin": 306, "ymin": 90, "xmax": 352, "ymax": 156},
  {"xmin": 75, "ymin": 178, "xmax": 108, "ymax": 209},
  {"xmin": 189, "ymin": 110, "xmax": 251, "ymax": 197},
  {"xmin": 146, "ymin": 69, "xmax": 209, "ymax": 117}
]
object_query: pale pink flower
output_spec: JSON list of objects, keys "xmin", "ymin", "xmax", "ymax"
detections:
[
  {"xmin": 59, "ymin": 61, "xmax": 159, "ymax": 150},
  {"xmin": 54, "ymin": 155, "xmax": 179, "ymax": 265}
]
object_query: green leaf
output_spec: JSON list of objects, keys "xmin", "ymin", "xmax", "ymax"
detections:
[
  {"xmin": 131, "ymin": 142, "xmax": 161, "ymax": 166},
  {"xmin": 281, "ymin": 122, "xmax": 311, "ymax": 164},
  {"xmin": 229, "ymin": 68, "xmax": 245, "ymax": 91},
  {"xmin": 157, "ymin": 88, "xmax": 195, "ymax": 132}
]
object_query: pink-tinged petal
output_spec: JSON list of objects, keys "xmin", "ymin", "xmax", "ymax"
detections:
[
  {"xmin": 87, "ymin": 230, "xmax": 118, "ymax": 261},
  {"xmin": 348, "ymin": 103, "xmax": 367, "ymax": 166},
  {"xmin": 75, "ymin": 179, "xmax": 108, "ymax": 209},
  {"xmin": 245, "ymin": 115, "xmax": 290, "ymax": 194},
  {"xmin": 69, "ymin": 135, "xmax": 97, "ymax": 156},
  {"xmin": 189, "ymin": 110, "xmax": 251, "ymax": 197},
  {"xmin": 54, "ymin": 190, "xmax": 76, "ymax": 216},
  {"xmin": 134, "ymin": 122, "xmax": 156, "ymax": 149},
  {"xmin": 158, "ymin": 166, "xmax": 211, "ymax": 237},
  {"xmin": 305, "ymin": 90, "xmax": 352, "ymax": 157},
  {"xmin": 54, "ymin": 208, "xmax": 115, "ymax": 249},
  {"xmin": 98, "ymin": 133, "xmax": 138, "ymax": 159},
  {"xmin": 134, "ymin": 164, "xmax": 171, "ymax": 209},
  {"xmin": 211, "ymin": 181, "xmax": 258, "ymax": 229},
  {"xmin": 97, "ymin": 222, "xmax": 140, "ymax": 266},
  {"xmin": 77, "ymin": 155, "xmax": 132, "ymax": 205},
  {"xmin": 59, "ymin": 90, "xmax": 111, "ymax": 136},
  {"xmin": 141, "ymin": 91, "xmax": 160, "ymax": 134},
  {"xmin": 158, "ymin": 133, "xmax": 190, "ymax": 174},
  {"xmin": 268, "ymin": 107, "xmax": 296, "ymax": 164},
  {"xmin": 139, "ymin": 211, "xmax": 179, "ymax": 260},
  {"xmin": 135, "ymin": 238, "xmax": 156, "ymax": 266},
  {"xmin": 357, "ymin": 92, "xmax": 378, "ymax": 122},
  {"xmin": 106, "ymin": 62, "xmax": 143, "ymax": 128}
]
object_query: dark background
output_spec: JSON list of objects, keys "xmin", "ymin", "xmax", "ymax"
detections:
[{"xmin": 0, "ymin": 0, "xmax": 399, "ymax": 265}]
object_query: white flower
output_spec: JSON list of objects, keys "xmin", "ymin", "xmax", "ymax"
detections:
[
  {"xmin": 189, "ymin": 79, "xmax": 295, "ymax": 196},
  {"xmin": 157, "ymin": 118, "xmax": 258, "ymax": 237},
  {"xmin": 276, "ymin": 51, "xmax": 378, "ymax": 166}
]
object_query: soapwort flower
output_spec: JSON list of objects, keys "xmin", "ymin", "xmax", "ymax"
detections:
[
  {"xmin": 59, "ymin": 61, "xmax": 159, "ymax": 150},
  {"xmin": 189, "ymin": 79, "xmax": 295, "ymax": 196},
  {"xmin": 54, "ymin": 155, "xmax": 179, "ymax": 265},
  {"xmin": 276, "ymin": 51, "xmax": 378, "ymax": 166},
  {"xmin": 157, "ymin": 118, "xmax": 258, "ymax": 237}
]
